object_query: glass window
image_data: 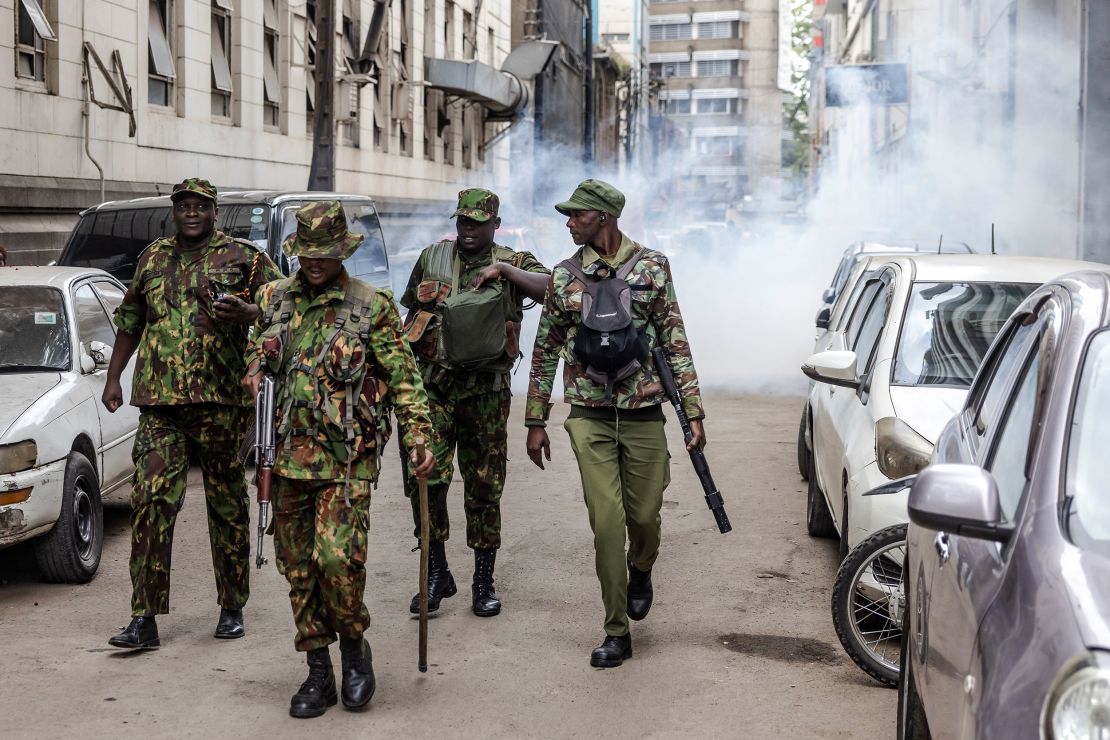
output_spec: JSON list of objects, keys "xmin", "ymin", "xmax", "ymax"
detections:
[
  {"xmin": 279, "ymin": 202, "xmax": 387, "ymax": 280},
  {"xmin": 852, "ymin": 283, "xmax": 891, "ymax": 377},
  {"xmin": 893, "ymin": 282, "xmax": 1035, "ymax": 387},
  {"xmin": 845, "ymin": 280, "xmax": 881, "ymax": 348},
  {"xmin": 649, "ymin": 23, "xmax": 692, "ymax": 41},
  {"xmin": 74, "ymin": 284, "xmax": 117, "ymax": 348},
  {"xmin": 662, "ymin": 98, "xmax": 690, "ymax": 114},
  {"xmin": 986, "ymin": 351, "xmax": 1041, "ymax": 522},
  {"xmin": 1066, "ymin": 331, "xmax": 1110, "ymax": 549},
  {"xmin": 263, "ymin": 0, "xmax": 281, "ymax": 127},
  {"xmin": 211, "ymin": 2, "xmax": 233, "ymax": 118},
  {"xmin": 651, "ymin": 61, "xmax": 691, "ymax": 78},
  {"xmin": 60, "ymin": 208, "xmax": 173, "ymax": 284},
  {"xmin": 696, "ymin": 59, "xmax": 737, "ymax": 77},
  {"xmin": 16, "ymin": 0, "xmax": 54, "ymax": 82},
  {"xmin": 149, "ymin": 0, "xmax": 176, "ymax": 106},
  {"xmin": 832, "ymin": 269, "xmax": 875, "ymax": 332},
  {"xmin": 219, "ymin": 204, "xmax": 270, "ymax": 245},
  {"xmin": 93, "ymin": 281, "xmax": 126, "ymax": 313},
  {"xmin": 974, "ymin": 320, "xmax": 1038, "ymax": 439},
  {"xmin": 0, "ymin": 287, "xmax": 70, "ymax": 371},
  {"xmin": 697, "ymin": 21, "xmax": 735, "ymax": 39}
]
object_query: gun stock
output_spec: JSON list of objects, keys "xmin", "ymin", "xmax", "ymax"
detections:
[{"xmin": 651, "ymin": 348, "xmax": 732, "ymax": 534}]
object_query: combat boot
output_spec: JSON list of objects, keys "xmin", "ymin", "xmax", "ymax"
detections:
[
  {"xmin": 289, "ymin": 647, "xmax": 338, "ymax": 719},
  {"xmin": 472, "ymin": 548, "xmax": 501, "ymax": 617},
  {"xmin": 590, "ymin": 634, "xmax": 633, "ymax": 668},
  {"xmin": 627, "ymin": 562, "xmax": 654, "ymax": 621},
  {"xmin": 339, "ymin": 636, "xmax": 376, "ymax": 709},
  {"xmin": 108, "ymin": 616, "xmax": 160, "ymax": 650},
  {"xmin": 409, "ymin": 541, "xmax": 457, "ymax": 614}
]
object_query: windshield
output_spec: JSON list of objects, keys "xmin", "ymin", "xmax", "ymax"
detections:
[
  {"xmin": 280, "ymin": 201, "xmax": 388, "ymax": 280},
  {"xmin": 892, "ymin": 281, "xmax": 1035, "ymax": 387},
  {"xmin": 0, "ymin": 287, "xmax": 71, "ymax": 371},
  {"xmin": 61, "ymin": 207, "xmax": 173, "ymax": 283},
  {"xmin": 1067, "ymin": 331, "xmax": 1110, "ymax": 552}
]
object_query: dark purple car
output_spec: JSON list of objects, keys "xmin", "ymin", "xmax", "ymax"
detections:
[{"xmin": 900, "ymin": 270, "xmax": 1110, "ymax": 739}]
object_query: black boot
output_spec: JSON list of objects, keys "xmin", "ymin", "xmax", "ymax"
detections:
[
  {"xmin": 409, "ymin": 541, "xmax": 457, "ymax": 614},
  {"xmin": 627, "ymin": 562, "xmax": 654, "ymax": 621},
  {"xmin": 289, "ymin": 647, "xmax": 338, "ymax": 719},
  {"xmin": 214, "ymin": 607, "xmax": 245, "ymax": 639},
  {"xmin": 339, "ymin": 636, "xmax": 376, "ymax": 709},
  {"xmin": 472, "ymin": 549, "xmax": 501, "ymax": 617},
  {"xmin": 590, "ymin": 634, "xmax": 633, "ymax": 668},
  {"xmin": 108, "ymin": 616, "xmax": 160, "ymax": 650}
]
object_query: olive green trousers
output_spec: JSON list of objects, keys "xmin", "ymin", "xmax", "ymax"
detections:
[{"xmin": 564, "ymin": 416, "xmax": 670, "ymax": 637}]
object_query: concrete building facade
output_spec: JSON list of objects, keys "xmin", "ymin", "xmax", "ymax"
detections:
[
  {"xmin": 0, "ymin": 0, "xmax": 513, "ymax": 264},
  {"xmin": 598, "ymin": 0, "xmax": 652, "ymax": 172}
]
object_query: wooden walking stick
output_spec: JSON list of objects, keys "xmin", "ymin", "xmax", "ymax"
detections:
[{"xmin": 415, "ymin": 437, "xmax": 430, "ymax": 673}]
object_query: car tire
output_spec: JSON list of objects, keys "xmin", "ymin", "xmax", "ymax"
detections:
[
  {"xmin": 806, "ymin": 453, "xmax": 837, "ymax": 538},
  {"xmin": 32, "ymin": 452, "xmax": 103, "ymax": 584},
  {"xmin": 797, "ymin": 406, "xmax": 810, "ymax": 481},
  {"xmin": 897, "ymin": 582, "xmax": 932, "ymax": 740},
  {"xmin": 831, "ymin": 523, "xmax": 908, "ymax": 688}
]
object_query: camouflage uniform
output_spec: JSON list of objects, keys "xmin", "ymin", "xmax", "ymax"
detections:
[
  {"xmin": 527, "ymin": 180, "xmax": 704, "ymax": 639},
  {"xmin": 113, "ymin": 178, "xmax": 282, "ymax": 617},
  {"xmin": 250, "ymin": 201, "xmax": 432, "ymax": 652},
  {"xmin": 399, "ymin": 189, "xmax": 549, "ymax": 550}
]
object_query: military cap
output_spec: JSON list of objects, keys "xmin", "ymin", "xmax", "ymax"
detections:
[
  {"xmin": 451, "ymin": 188, "xmax": 500, "ymax": 222},
  {"xmin": 170, "ymin": 177, "xmax": 218, "ymax": 203},
  {"xmin": 554, "ymin": 179, "xmax": 625, "ymax": 218},
  {"xmin": 283, "ymin": 201, "xmax": 363, "ymax": 260}
]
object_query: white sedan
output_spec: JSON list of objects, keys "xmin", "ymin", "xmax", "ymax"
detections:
[
  {"xmin": 801, "ymin": 254, "xmax": 1104, "ymax": 557},
  {"xmin": 0, "ymin": 266, "xmax": 138, "ymax": 582}
]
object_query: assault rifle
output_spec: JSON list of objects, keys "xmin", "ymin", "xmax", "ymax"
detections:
[
  {"xmin": 254, "ymin": 375, "xmax": 276, "ymax": 568},
  {"xmin": 651, "ymin": 347, "xmax": 732, "ymax": 534}
]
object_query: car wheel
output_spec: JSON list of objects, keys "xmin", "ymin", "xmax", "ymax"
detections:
[
  {"xmin": 831, "ymin": 524, "xmax": 907, "ymax": 688},
  {"xmin": 32, "ymin": 452, "xmax": 103, "ymax": 584},
  {"xmin": 797, "ymin": 406, "xmax": 810, "ymax": 481},
  {"xmin": 806, "ymin": 452, "xmax": 837, "ymax": 538},
  {"xmin": 897, "ymin": 581, "xmax": 932, "ymax": 740}
]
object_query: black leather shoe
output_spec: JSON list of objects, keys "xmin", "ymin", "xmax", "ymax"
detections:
[
  {"xmin": 214, "ymin": 608, "xmax": 245, "ymax": 639},
  {"xmin": 472, "ymin": 548, "xmax": 502, "ymax": 617},
  {"xmin": 108, "ymin": 616, "xmax": 160, "ymax": 649},
  {"xmin": 339, "ymin": 636, "xmax": 376, "ymax": 709},
  {"xmin": 290, "ymin": 648, "xmax": 338, "ymax": 719},
  {"xmin": 409, "ymin": 541, "xmax": 457, "ymax": 614},
  {"xmin": 627, "ymin": 563, "xmax": 654, "ymax": 621},
  {"xmin": 590, "ymin": 634, "xmax": 633, "ymax": 668}
]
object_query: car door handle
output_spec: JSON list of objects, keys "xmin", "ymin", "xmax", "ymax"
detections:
[{"xmin": 934, "ymin": 532, "xmax": 950, "ymax": 565}]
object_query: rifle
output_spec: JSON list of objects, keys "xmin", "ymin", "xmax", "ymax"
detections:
[
  {"xmin": 414, "ymin": 437, "xmax": 430, "ymax": 673},
  {"xmin": 651, "ymin": 347, "xmax": 732, "ymax": 534},
  {"xmin": 254, "ymin": 374, "xmax": 276, "ymax": 569}
]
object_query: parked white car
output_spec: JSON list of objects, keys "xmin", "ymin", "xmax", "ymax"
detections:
[
  {"xmin": 0, "ymin": 266, "xmax": 138, "ymax": 582},
  {"xmin": 801, "ymin": 254, "xmax": 1105, "ymax": 557}
]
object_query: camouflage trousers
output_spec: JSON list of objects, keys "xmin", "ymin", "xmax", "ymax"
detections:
[
  {"xmin": 400, "ymin": 387, "xmax": 511, "ymax": 550},
  {"xmin": 129, "ymin": 404, "xmax": 251, "ymax": 616},
  {"xmin": 272, "ymin": 476, "xmax": 372, "ymax": 652}
]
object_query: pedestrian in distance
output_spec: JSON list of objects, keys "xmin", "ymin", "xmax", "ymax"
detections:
[
  {"xmin": 398, "ymin": 188, "xmax": 549, "ymax": 617},
  {"xmin": 525, "ymin": 179, "xmax": 707, "ymax": 668},
  {"xmin": 242, "ymin": 201, "xmax": 436, "ymax": 719},
  {"xmin": 102, "ymin": 178, "xmax": 282, "ymax": 650}
]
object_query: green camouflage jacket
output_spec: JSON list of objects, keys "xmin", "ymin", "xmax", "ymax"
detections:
[
  {"xmin": 113, "ymin": 230, "xmax": 282, "ymax": 407},
  {"xmin": 525, "ymin": 233, "xmax": 705, "ymax": 426},
  {"xmin": 249, "ymin": 271, "xmax": 433, "ymax": 481},
  {"xmin": 401, "ymin": 240, "xmax": 548, "ymax": 396}
]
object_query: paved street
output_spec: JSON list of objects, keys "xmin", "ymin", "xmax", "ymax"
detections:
[{"xmin": 0, "ymin": 395, "xmax": 893, "ymax": 739}]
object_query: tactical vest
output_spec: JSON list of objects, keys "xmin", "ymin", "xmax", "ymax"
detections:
[
  {"xmin": 258, "ymin": 277, "xmax": 393, "ymax": 491},
  {"xmin": 404, "ymin": 240, "xmax": 526, "ymax": 370}
]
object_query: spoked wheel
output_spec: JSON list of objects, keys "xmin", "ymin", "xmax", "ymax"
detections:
[{"xmin": 831, "ymin": 524, "xmax": 907, "ymax": 687}]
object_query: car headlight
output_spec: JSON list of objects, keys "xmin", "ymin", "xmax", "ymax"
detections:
[
  {"xmin": 1044, "ymin": 659, "xmax": 1110, "ymax": 739},
  {"xmin": 875, "ymin": 417, "xmax": 933, "ymax": 479},
  {"xmin": 0, "ymin": 440, "xmax": 37, "ymax": 475}
]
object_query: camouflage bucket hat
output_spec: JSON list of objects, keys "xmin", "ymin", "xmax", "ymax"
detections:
[
  {"xmin": 283, "ymin": 201, "xmax": 364, "ymax": 260},
  {"xmin": 170, "ymin": 177, "xmax": 218, "ymax": 203},
  {"xmin": 451, "ymin": 188, "xmax": 500, "ymax": 222},
  {"xmin": 554, "ymin": 179, "xmax": 625, "ymax": 218}
]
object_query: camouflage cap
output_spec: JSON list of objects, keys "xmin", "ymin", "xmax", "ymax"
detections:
[
  {"xmin": 283, "ymin": 201, "xmax": 364, "ymax": 260},
  {"xmin": 451, "ymin": 188, "xmax": 500, "ymax": 222},
  {"xmin": 170, "ymin": 177, "xmax": 218, "ymax": 203},
  {"xmin": 554, "ymin": 179, "xmax": 625, "ymax": 218}
]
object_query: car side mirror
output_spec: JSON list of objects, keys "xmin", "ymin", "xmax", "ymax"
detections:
[
  {"xmin": 908, "ymin": 464, "xmax": 1014, "ymax": 543},
  {"xmin": 815, "ymin": 306, "xmax": 832, "ymax": 330},
  {"xmin": 78, "ymin": 342, "xmax": 96, "ymax": 374},
  {"xmin": 801, "ymin": 350, "xmax": 859, "ymax": 389},
  {"xmin": 821, "ymin": 288, "xmax": 835, "ymax": 304},
  {"xmin": 88, "ymin": 340, "xmax": 113, "ymax": 369}
]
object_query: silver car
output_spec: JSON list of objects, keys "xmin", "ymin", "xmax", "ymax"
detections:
[{"xmin": 901, "ymin": 269, "xmax": 1110, "ymax": 739}]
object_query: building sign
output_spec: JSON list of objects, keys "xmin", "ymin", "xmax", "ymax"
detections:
[{"xmin": 825, "ymin": 63, "xmax": 909, "ymax": 106}]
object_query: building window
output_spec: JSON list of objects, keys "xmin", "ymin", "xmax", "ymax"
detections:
[
  {"xmin": 602, "ymin": 33, "xmax": 630, "ymax": 44},
  {"xmin": 661, "ymin": 98, "xmax": 690, "ymax": 114},
  {"xmin": 148, "ymin": 0, "xmax": 176, "ymax": 106},
  {"xmin": 697, "ymin": 21, "xmax": 737, "ymax": 39},
  {"xmin": 211, "ymin": 0, "xmax": 233, "ymax": 118},
  {"xmin": 649, "ymin": 23, "xmax": 691, "ymax": 41},
  {"xmin": 650, "ymin": 61, "xmax": 690, "ymax": 78},
  {"xmin": 263, "ymin": 0, "xmax": 280, "ymax": 128},
  {"xmin": 696, "ymin": 59, "xmax": 737, "ymax": 77},
  {"xmin": 339, "ymin": 1, "xmax": 360, "ymax": 146},
  {"xmin": 16, "ymin": 0, "xmax": 55, "ymax": 83},
  {"xmin": 306, "ymin": 0, "xmax": 316, "ymax": 137},
  {"xmin": 696, "ymin": 137, "xmax": 735, "ymax": 156},
  {"xmin": 697, "ymin": 97, "xmax": 736, "ymax": 114}
]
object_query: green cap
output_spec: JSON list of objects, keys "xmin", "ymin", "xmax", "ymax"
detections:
[
  {"xmin": 554, "ymin": 179, "xmax": 625, "ymax": 218},
  {"xmin": 451, "ymin": 188, "xmax": 500, "ymax": 222},
  {"xmin": 282, "ymin": 201, "xmax": 364, "ymax": 260},
  {"xmin": 170, "ymin": 177, "xmax": 218, "ymax": 203}
]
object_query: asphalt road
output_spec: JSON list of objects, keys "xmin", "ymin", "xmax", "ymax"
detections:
[{"xmin": 0, "ymin": 394, "xmax": 894, "ymax": 739}]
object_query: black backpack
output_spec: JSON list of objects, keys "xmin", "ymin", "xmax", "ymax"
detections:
[{"xmin": 558, "ymin": 247, "xmax": 649, "ymax": 402}]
